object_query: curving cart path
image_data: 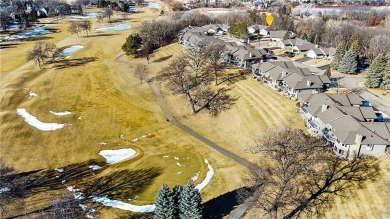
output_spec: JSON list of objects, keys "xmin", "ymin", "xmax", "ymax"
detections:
[{"xmin": 115, "ymin": 54, "xmax": 264, "ymax": 218}]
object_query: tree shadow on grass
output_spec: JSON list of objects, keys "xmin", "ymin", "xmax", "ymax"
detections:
[
  {"xmin": 202, "ymin": 186, "xmax": 258, "ymax": 219},
  {"xmin": 5, "ymin": 160, "xmax": 161, "ymax": 218},
  {"xmin": 51, "ymin": 57, "xmax": 98, "ymax": 69},
  {"xmin": 0, "ymin": 43, "xmax": 21, "ymax": 49},
  {"xmin": 82, "ymin": 168, "xmax": 162, "ymax": 201},
  {"xmin": 87, "ymin": 33, "xmax": 118, "ymax": 38},
  {"xmin": 153, "ymin": 55, "xmax": 173, "ymax": 63}
]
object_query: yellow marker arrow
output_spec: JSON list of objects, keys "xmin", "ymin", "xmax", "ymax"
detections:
[{"xmin": 266, "ymin": 14, "xmax": 273, "ymax": 26}]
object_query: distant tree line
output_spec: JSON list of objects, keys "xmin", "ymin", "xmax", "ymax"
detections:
[{"xmin": 122, "ymin": 10, "xmax": 253, "ymax": 57}]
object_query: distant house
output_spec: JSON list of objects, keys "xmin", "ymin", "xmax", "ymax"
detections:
[
  {"xmin": 251, "ymin": 61, "xmax": 328, "ymax": 97},
  {"xmin": 247, "ymin": 24, "xmax": 267, "ymax": 35},
  {"xmin": 224, "ymin": 45, "xmax": 268, "ymax": 68},
  {"xmin": 201, "ymin": 24, "xmax": 229, "ymax": 36},
  {"xmin": 307, "ymin": 47, "xmax": 324, "ymax": 59},
  {"xmin": 277, "ymin": 40, "xmax": 292, "ymax": 49},
  {"xmin": 307, "ymin": 47, "xmax": 337, "ymax": 59},
  {"xmin": 280, "ymin": 73, "xmax": 330, "ymax": 98},
  {"xmin": 320, "ymin": 47, "xmax": 336, "ymax": 60},
  {"xmin": 292, "ymin": 43, "xmax": 316, "ymax": 54},
  {"xmin": 269, "ymin": 31, "xmax": 287, "ymax": 41}
]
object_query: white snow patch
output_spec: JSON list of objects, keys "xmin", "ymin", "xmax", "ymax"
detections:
[
  {"xmin": 176, "ymin": 171, "xmax": 182, "ymax": 175},
  {"xmin": 61, "ymin": 180, "xmax": 66, "ymax": 184},
  {"xmin": 0, "ymin": 187, "xmax": 10, "ymax": 193},
  {"xmin": 54, "ymin": 168, "xmax": 64, "ymax": 173},
  {"xmin": 99, "ymin": 142, "xmax": 107, "ymax": 145},
  {"xmin": 195, "ymin": 159, "xmax": 214, "ymax": 191},
  {"xmin": 17, "ymin": 108, "xmax": 67, "ymax": 131},
  {"xmin": 79, "ymin": 204, "xmax": 87, "ymax": 211},
  {"xmin": 67, "ymin": 186, "xmax": 84, "ymax": 200},
  {"xmin": 131, "ymin": 138, "xmax": 138, "ymax": 142},
  {"xmin": 141, "ymin": 135, "xmax": 147, "ymax": 138},
  {"xmin": 28, "ymin": 91, "xmax": 38, "ymax": 99},
  {"xmin": 99, "ymin": 148, "xmax": 136, "ymax": 164},
  {"xmin": 120, "ymin": 134, "xmax": 125, "ymax": 139},
  {"xmin": 191, "ymin": 172, "xmax": 200, "ymax": 181},
  {"xmin": 78, "ymin": 117, "xmax": 82, "ymax": 120},
  {"xmin": 92, "ymin": 196, "xmax": 155, "ymax": 212},
  {"xmin": 174, "ymin": 156, "xmax": 179, "ymax": 160},
  {"xmin": 176, "ymin": 162, "xmax": 182, "ymax": 167},
  {"xmin": 163, "ymin": 155, "xmax": 169, "ymax": 158},
  {"xmin": 67, "ymin": 186, "xmax": 78, "ymax": 192},
  {"xmin": 60, "ymin": 45, "xmax": 83, "ymax": 56},
  {"xmin": 92, "ymin": 159, "xmax": 214, "ymax": 212},
  {"xmin": 88, "ymin": 165, "xmax": 101, "ymax": 170},
  {"xmin": 50, "ymin": 111, "xmax": 72, "ymax": 116}
]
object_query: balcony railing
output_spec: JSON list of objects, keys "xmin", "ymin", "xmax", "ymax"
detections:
[
  {"xmin": 323, "ymin": 130, "xmax": 337, "ymax": 143},
  {"xmin": 307, "ymin": 120, "xmax": 320, "ymax": 130}
]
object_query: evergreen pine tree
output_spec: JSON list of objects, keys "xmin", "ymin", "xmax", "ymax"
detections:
[
  {"xmin": 338, "ymin": 49, "xmax": 358, "ymax": 74},
  {"xmin": 324, "ymin": 68, "xmax": 331, "ymax": 78},
  {"xmin": 331, "ymin": 44, "xmax": 346, "ymax": 70},
  {"xmin": 365, "ymin": 53, "xmax": 387, "ymax": 88},
  {"xmin": 179, "ymin": 182, "xmax": 202, "ymax": 219},
  {"xmin": 380, "ymin": 53, "xmax": 390, "ymax": 90},
  {"xmin": 283, "ymin": 31, "xmax": 290, "ymax": 40},
  {"xmin": 154, "ymin": 184, "xmax": 175, "ymax": 219},
  {"xmin": 172, "ymin": 185, "xmax": 183, "ymax": 218}
]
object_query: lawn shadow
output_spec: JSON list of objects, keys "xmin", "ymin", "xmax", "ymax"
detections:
[
  {"xmin": 87, "ymin": 33, "xmax": 118, "ymax": 38},
  {"xmin": 82, "ymin": 167, "xmax": 162, "ymax": 201},
  {"xmin": 153, "ymin": 55, "xmax": 173, "ymax": 63},
  {"xmin": 203, "ymin": 186, "xmax": 258, "ymax": 219},
  {"xmin": 52, "ymin": 57, "xmax": 98, "ymax": 69},
  {"xmin": 0, "ymin": 43, "xmax": 21, "ymax": 49}
]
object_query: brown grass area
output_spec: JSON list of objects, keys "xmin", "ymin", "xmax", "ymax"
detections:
[
  {"xmin": 0, "ymin": 7, "xmax": 245, "ymax": 218},
  {"xmin": 324, "ymin": 158, "xmax": 390, "ymax": 219}
]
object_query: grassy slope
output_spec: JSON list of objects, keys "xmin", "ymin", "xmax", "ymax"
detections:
[
  {"xmin": 0, "ymin": 7, "xmax": 245, "ymax": 218},
  {"xmin": 139, "ymin": 40, "xmax": 390, "ymax": 219}
]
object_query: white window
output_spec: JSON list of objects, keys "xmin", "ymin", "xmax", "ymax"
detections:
[{"xmin": 366, "ymin": 145, "xmax": 374, "ymax": 151}]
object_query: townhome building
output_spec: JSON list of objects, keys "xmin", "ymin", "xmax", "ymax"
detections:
[
  {"xmin": 252, "ymin": 61, "xmax": 329, "ymax": 98},
  {"xmin": 298, "ymin": 93, "xmax": 390, "ymax": 159}
]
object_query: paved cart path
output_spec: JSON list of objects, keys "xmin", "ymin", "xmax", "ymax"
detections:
[{"xmin": 115, "ymin": 53, "xmax": 264, "ymax": 218}]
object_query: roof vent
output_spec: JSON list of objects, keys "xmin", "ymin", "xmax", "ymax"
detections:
[
  {"xmin": 321, "ymin": 104, "xmax": 328, "ymax": 112},
  {"xmin": 307, "ymin": 80, "xmax": 311, "ymax": 87}
]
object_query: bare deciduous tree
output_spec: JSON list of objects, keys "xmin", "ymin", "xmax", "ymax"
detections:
[
  {"xmin": 135, "ymin": 65, "xmax": 147, "ymax": 84},
  {"xmin": 79, "ymin": 20, "xmax": 92, "ymax": 37},
  {"xmin": 44, "ymin": 43, "xmax": 60, "ymax": 61},
  {"xmin": 104, "ymin": 7, "xmax": 113, "ymax": 22},
  {"xmin": 27, "ymin": 41, "xmax": 48, "ymax": 68},
  {"xmin": 159, "ymin": 54, "xmax": 235, "ymax": 116},
  {"xmin": 368, "ymin": 35, "xmax": 390, "ymax": 60},
  {"xmin": 184, "ymin": 46, "xmax": 208, "ymax": 82},
  {"xmin": 38, "ymin": 192, "xmax": 95, "ymax": 219},
  {"xmin": 243, "ymin": 127, "xmax": 380, "ymax": 219},
  {"xmin": 121, "ymin": 12, "xmax": 128, "ymax": 21},
  {"xmin": 68, "ymin": 21, "xmax": 81, "ymax": 37},
  {"xmin": 205, "ymin": 44, "xmax": 228, "ymax": 85}
]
